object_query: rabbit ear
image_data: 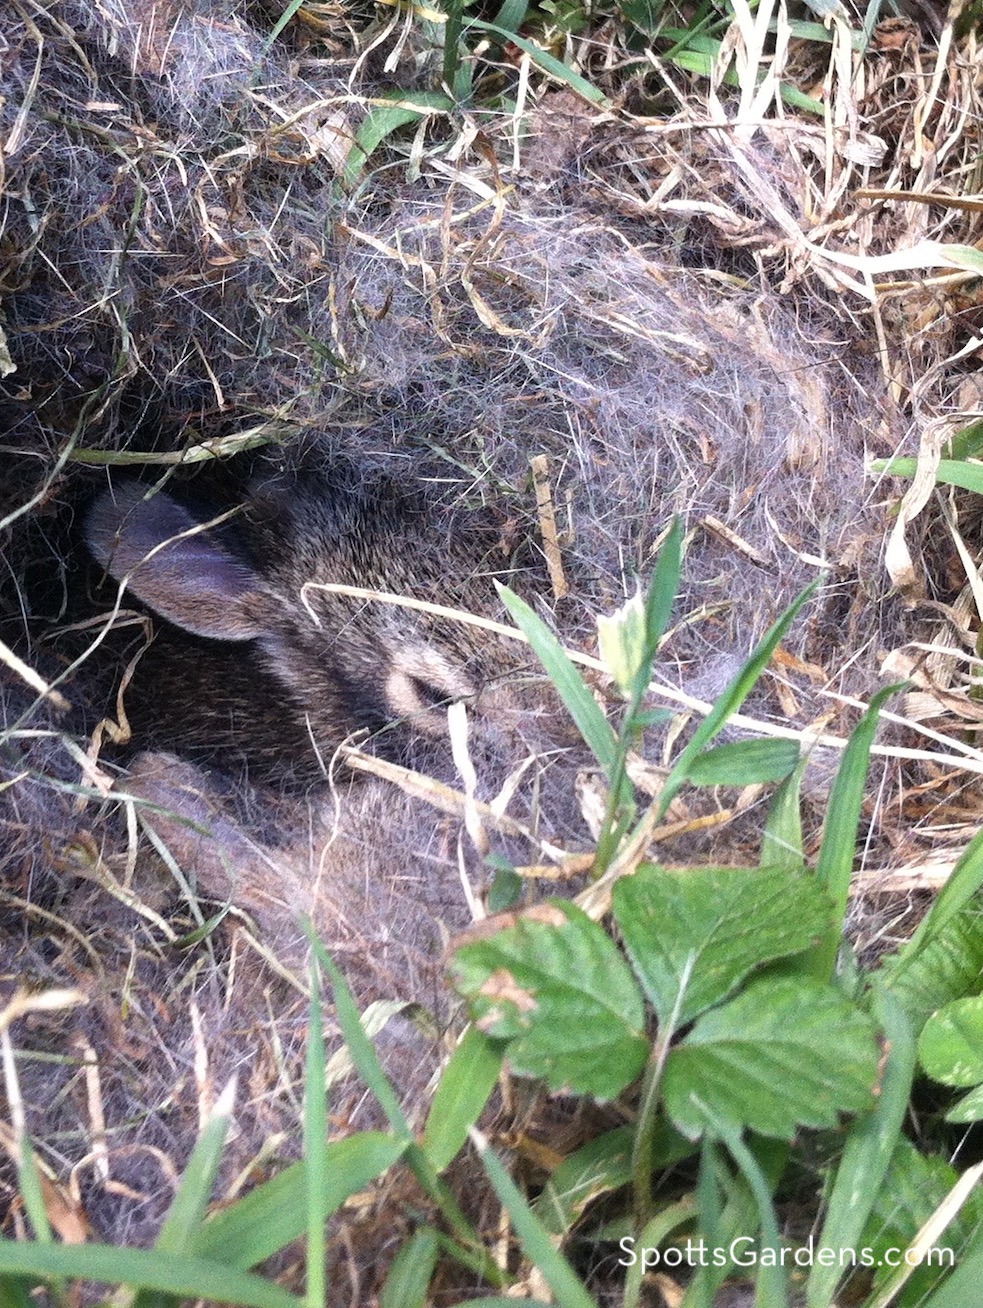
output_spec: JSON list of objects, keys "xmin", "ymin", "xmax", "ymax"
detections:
[{"xmin": 85, "ymin": 483, "xmax": 269, "ymax": 641}]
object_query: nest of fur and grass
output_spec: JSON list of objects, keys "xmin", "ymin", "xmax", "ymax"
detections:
[{"xmin": 3, "ymin": 0, "xmax": 983, "ymax": 1301}]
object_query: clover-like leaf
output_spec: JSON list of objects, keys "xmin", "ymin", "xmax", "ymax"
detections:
[
  {"xmin": 451, "ymin": 902, "xmax": 648, "ymax": 1099},
  {"xmin": 662, "ymin": 976, "xmax": 879, "ymax": 1140},
  {"xmin": 614, "ymin": 864, "xmax": 831, "ymax": 1026}
]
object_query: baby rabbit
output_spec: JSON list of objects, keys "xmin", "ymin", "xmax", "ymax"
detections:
[{"xmin": 85, "ymin": 459, "xmax": 518, "ymax": 788}]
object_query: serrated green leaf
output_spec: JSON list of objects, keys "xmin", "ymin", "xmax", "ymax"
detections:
[
  {"xmin": 861, "ymin": 1136, "xmax": 983, "ymax": 1305},
  {"xmin": 662, "ymin": 977, "xmax": 878, "ymax": 1140},
  {"xmin": 877, "ymin": 904, "xmax": 983, "ymax": 1031},
  {"xmin": 686, "ymin": 738, "xmax": 800, "ymax": 786},
  {"xmin": 613, "ymin": 864, "xmax": 831, "ymax": 1026},
  {"xmin": 422, "ymin": 1027, "xmax": 504, "ymax": 1173},
  {"xmin": 451, "ymin": 901, "xmax": 648, "ymax": 1098},
  {"xmin": 946, "ymin": 1082, "xmax": 983, "ymax": 1123},
  {"xmin": 919, "ymin": 996, "xmax": 983, "ymax": 1087},
  {"xmin": 883, "ymin": 863, "xmax": 983, "ymax": 1035}
]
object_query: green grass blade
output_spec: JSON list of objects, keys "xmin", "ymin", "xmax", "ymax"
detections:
[
  {"xmin": 344, "ymin": 92, "xmax": 454, "ymax": 187},
  {"xmin": 498, "ymin": 585, "xmax": 618, "ymax": 778},
  {"xmin": 467, "ymin": 20, "xmax": 608, "ymax": 102},
  {"xmin": 761, "ymin": 758, "xmax": 805, "ymax": 871},
  {"xmin": 657, "ymin": 579, "xmax": 820, "ymax": 821},
  {"xmin": 155, "ymin": 1079, "xmax": 235, "ymax": 1253},
  {"xmin": 380, "ymin": 1227, "xmax": 439, "ymax": 1308},
  {"xmin": 263, "ymin": 0, "xmax": 306, "ymax": 52},
  {"xmin": 305, "ymin": 960, "xmax": 328, "ymax": 1308},
  {"xmin": 638, "ymin": 518, "xmax": 683, "ymax": 691},
  {"xmin": 896, "ymin": 823, "xmax": 983, "ymax": 963},
  {"xmin": 702, "ymin": 1117, "xmax": 786, "ymax": 1308},
  {"xmin": 134, "ymin": 1076, "xmax": 236, "ymax": 1308},
  {"xmin": 806, "ymin": 989, "xmax": 916, "ymax": 1308},
  {"xmin": 872, "ymin": 456, "xmax": 983, "ymax": 494},
  {"xmin": 0, "ymin": 1275, "xmax": 35, "ymax": 1308},
  {"xmin": 915, "ymin": 1222, "xmax": 983, "ymax": 1308},
  {"xmin": 490, "ymin": 0, "xmax": 529, "ymax": 32},
  {"xmin": 0, "ymin": 1240, "xmax": 302, "ymax": 1308},
  {"xmin": 422, "ymin": 1026, "xmax": 504, "ymax": 1173},
  {"xmin": 15, "ymin": 1137, "xmax": 52, "ymax": 1245},
  {"xmin": 191, "ymin": 1136, "xmax": 406, "ymax": 1269},
  {"xmin": 469, "ymin": 1130, "xmax": 598, "ymax": 1308},
  {"xmin": 805, "ymin": 683, "xmax": 900, "ymax": 981},
  {"xmin": 623, "ymin": 1199, "xmax": 698, "ymax": 1308},
  {"xmin": 305, "ymin": 925, "xmax": 411, "ymax": 1139},
  {"xmin": 305, "ymin": 927, "xmax": 499, "ymax": 1275}
]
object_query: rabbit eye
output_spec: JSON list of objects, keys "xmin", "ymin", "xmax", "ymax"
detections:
[{"xmin": 408, "ymin": 676, "xmax": 453, "ymax": 710}]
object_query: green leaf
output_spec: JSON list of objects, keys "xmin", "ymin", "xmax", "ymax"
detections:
[
  {"xmin": 0, "ymin": 1273, "xmax": 34, "ymax": 1308},
  {"xmin": 192, "ymin": 1135, "xmax": 406, "ymax": 1268},
  {"xmin": 422, "ymin": 1027, "xmax": 504, "ymax": 1172},
  {"xmin": 861, "ymin": 1137, "xmax": 982, "ymax": 1305},
  {"xmin": 491, "ymin": 0, "xmax": 529, "ymax": 32},
  {"xmin": 380, "ymin": 1227, "xmax": 439, "ymax": 1308},
  {"xmin": 621, "ymin": 1199, "xmax": 698, "ymax": 1308},
  {"xmin": 15, "ymin": 1137, "xmax": 52, "ymax": 1245},
  {"xmin": 306, "ymin": 929, "xmax": 411, "ymax": 1140},
  {"xmin": 0, "ymin": 1240, "xmax": 302, "ymax": 1308},
  {"xmin": 944, "ymin": 419, "xmax": 983, "ymax": 461},
  {"xmin": 806, "ymin": 989, "xmax": 916, "ymax": 1308},
  {"xmin": 613, "ymin": 864, "xmax": 832, "ymax": 1026},
  {"xmin": 305, "ymin": 959, "xmax": 329, "ymax": 1308},
  {"xmin": 920, "ymin": 1236, "xmax": 983, "ymax": 1308},
  {"xmin": 893, "ymin": 825, "xmax": 983, "ymax": 967},
  {"xmin": 486, "ymin": 864, "xmax": 523, "ymax": 912},
  {"xmin": 662, "ymin": 977, "xmax": 879, "ymax": 1140},
  {"xmin": 686, "ymin": 738, "xmax": 800, "ymax": 786},
  {"xmin": 451, "ymin": 901, "xmax": 648, "ymax": 1098},
  {"xmin": 919, "ymin": 996, "xmax": 983, "ymax": 1087},
  {"xmin": 761, "ymin": 759, "xmax": 805, "ymax": 871}
]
